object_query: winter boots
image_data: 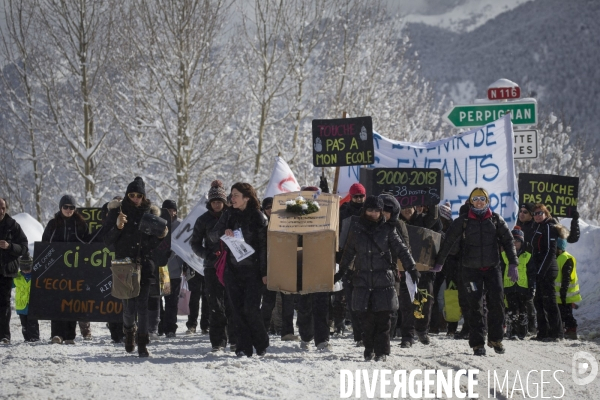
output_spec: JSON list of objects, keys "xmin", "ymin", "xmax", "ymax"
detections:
[
  {"xmin": 487, "ymin": 340, "xmax": 505, "ymax": 354},
  {"xmin": 565, "ymin": 327, "xmax": 578, "ymax": 340},
  {"xmin": 137, "ymin": 333, "xmax": 150, "ymax": 357},
  {"xmin": 124, "ymin": 326, "xmax": 137, "ymax": 353}
]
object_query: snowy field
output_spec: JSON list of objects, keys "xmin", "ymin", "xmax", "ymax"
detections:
[{"xmin": 1, "ymin": 316, "xmax": 599, "ymax": 400}]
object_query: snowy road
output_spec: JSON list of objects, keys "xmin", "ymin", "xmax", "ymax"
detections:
[{"xmin": 1, "ymin": 318, "xmax": 599, "ymax": 399}]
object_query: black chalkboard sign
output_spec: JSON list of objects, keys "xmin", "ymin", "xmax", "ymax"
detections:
[
  {"xmin": 78, "ymin": 207, "xmax": 103, "ymax": 236},
  {"xmin": 518, "ymin": 173, "xmax": 579, "ymax": 218},
  {"xmin": 29, "ymin": 242, "xmax": 122, "ymax": 322},
  {"xmin": 360, "ymin": 167, "xmax": 443, "ymax": 207},
  {"xmin": 312, "ymin": 116, "xmax": 374, "ymax": 167}
]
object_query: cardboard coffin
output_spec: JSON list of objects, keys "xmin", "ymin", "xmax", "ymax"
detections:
[
  {"xmin": 397, "ymin": 225, "xmax": 441, "ymax": 272},
  {"xmin": 267, "ymin": 191, "xmax": 339, "ymax": 294}
]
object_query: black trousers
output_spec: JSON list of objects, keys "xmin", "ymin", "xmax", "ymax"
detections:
[
  {"xmin": 19, "ymin": 314, "xmax": 40, "ymax": 341},
  {"xmin": 398, "ymin": 272, "xmax": 434, "ymax": 340},
  {"xmin": 358, "ymin": 310, "xmax": 392, "ymax": 356},
  {"xmin": 187, "ymin": 274, "xmax": 210, "ymax": 331},
  {"xmin": 261, "ymin": 289, "xmax": 296, "ymax": 337},
  {"xmin": 559, "ymin": 303, "xmax": 577, "ymax": 329},
  {"xmin": 51, "ymin": 320, "xmax": 77, "ymax": 340},
  {"xmin": 224, "ymin": 267, "xmax": 269, "ymax": 356},
  {"xmin": 205, "ymin": 267, "xmax": 235, "ymax": 348},
  {"xmin": 462, "ymin": 267, "xmax": 504, "ymax": 348},
  {"xmin": 0, "ymin": 276, "xmax": 12, "ymax": 341},
  {"xmin": 429, "ymin": 271, "xmax": 446, "ymax": 333},
  {"xmin": 297, "ymin": 291, "xmax": 330, "ymax": 346},
  {"xmin": 163, "ymin": 277, "xmax": 182, "ymax": 334},
  {"xmin": 122, "ymin": 279, "xmax": 151, "ymax": 334},
  {"xmin": 505, "ymin": 291, "xmax": 529, "ymax": 338},
  {"xmin": 534, "ymin": 268, "xmax": 563, "ymax": 339},
  {"xmin": 343, "ymin": 280, "xmax": 363, "ymax": 341}
]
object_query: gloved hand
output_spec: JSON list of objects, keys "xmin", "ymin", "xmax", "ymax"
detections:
[
  {"xmin": 560, "ymin": 288, "xmax": 567, "ymax": 305},
  {"xmin": 407, "ymin": 268, "xmax": 420, "ymax": 285},
  {"xmin": 116, "ymin": 211, "xmax": 127, "ymax": 229},
  {"xmin": 430, "ymin": 264, "xmax": 443, "ymax": 273},
  {"xmin": 571, "ymin": 210, "xmax": 579, "ymax": 220},
  {"xmin": 319, "ymin": 176, "xmax": 330, "ymax": 193},
  {"xmin": 508, "ymin": 264, "xmax": 519, "ymax": 283}
]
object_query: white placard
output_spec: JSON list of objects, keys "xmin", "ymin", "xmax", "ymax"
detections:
[{"xmin": 220, "ymin": 234, "xmax": 255, "ymax": 262}]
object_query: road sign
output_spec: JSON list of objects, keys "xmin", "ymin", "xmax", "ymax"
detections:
[
  {"xmin": 443, "ymin": 99, "xmax": 537, "ymax": 128},
  {"xmin": 488, "ymin": 86, "xmax": 520, "ymax": 100},
  {"xmin": 487, "ymin": 78, "xmax": 521, "ymax": 100},
  {"xmin": 513, "ymin": 129, "xmax": 538, "ymax": 159}
]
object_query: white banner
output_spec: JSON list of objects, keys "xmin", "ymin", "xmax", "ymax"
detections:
[
  {"xmin": 264, "ymin": 156, "xmax": 301, "ymax": 198},
  {"xmin": 171, "ymin": 196, "xmax": 208, "ymax": 275},
  {"xmin": 337, "ymin": 115, "xmax": 519, "ymax": 223}
]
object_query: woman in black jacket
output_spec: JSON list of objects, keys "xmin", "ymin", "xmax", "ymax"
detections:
[
  {"xmin": 433, "ymin": 187, "xmax": 518, "ymax": 356},
  {"xmin": 530, "ymin": 203, "xmax": 563, "ymax": 341},
  {"xmin": 338, "ymin": 195, "xmax": 418, "ymax": 362},
  {"xmin": 190, "ymin": 180, "xmax": 235, "ymax": 352},
  {"xmin": 209, "ymin": 182, "xmax": 268, "ymax": 357},
  {"xmin": 103, "ymin": 177, "xmax": 168, "ymax": 357},
  {"xmin": 42, "ymin": 195, "xmax": 91, "ymax": 344}
]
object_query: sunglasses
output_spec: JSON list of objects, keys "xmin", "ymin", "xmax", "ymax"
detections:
[
  {"xmin": 519, "ymin": 210, "xmax": 531, "ymax": 215},
  {"xmin": 533, "ymin": 211, "xmax": 545, "ymax": 216},
  {"xmin": 128, "ymin": 193, "xmax": 143, "ymax": 199},
  {"xmin": 471, "ymin": 196, "xmax": 486, "ymax": 202},
  {"xmin": 352, "ymin": 194, "xmax": 365, "ymax": 199},
  {"xmin": 62, "ymin": 205, "xmax": 76, "ymax": 211}
]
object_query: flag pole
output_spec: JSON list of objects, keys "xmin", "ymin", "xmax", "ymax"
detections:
[{"xmin": 332, "ymin": 111, "xmax": 346, "ymax": 194}]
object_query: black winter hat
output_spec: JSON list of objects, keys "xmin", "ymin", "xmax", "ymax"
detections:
[
  {"xmin": 59, "ymin": 195, "xmax": 77, "ymax": 209},
  {"xmin": 363, "ymin": 195, "xmax": 384, "ymax": 210},
  {"xmin": 520, "ymin": 202, "xmax": 535, "ymax": 213},
  {"xmin": 262, "ymin": 197, "xmax": 273, "ymax": 210},
  {"xmin": 126, "ymin": 176, "xmax": 146, "ymax": 196},
  {"xmin": 162, "ymin": 199, "xmax": 177, "ymax": 210}
]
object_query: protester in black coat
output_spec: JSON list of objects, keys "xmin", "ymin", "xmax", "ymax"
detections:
[
  {"xmin": 190, "ymin": 180, "xmax": 235, "ymax": 351},
  {"xmin": 434, "ymin": 187, "xmax": 518, "ymax": 356},
  {"xmin": 42, "ymin": 195, "xmax": 91, "ymax": 344},
  {"xmin": 0, "ymin": 198, "xmax": 29, "ymax": 344},
  {"xmin": 530, "ymin": 204, "xmax": 563, "ymax": 341},
  {"xmin": 338, "ymin": 196, "xmax": 417, "ymax": 361},
  {"xmin": 104, "ymin": 177, "xmax": 168, "ymax": 357},
  {"xmin": 516, "ymin": 202, "xmax": 538, "ymax": 334},
  {"xmin": 209, "ymin": 182, "xmax": 269, "ymax": 357}
]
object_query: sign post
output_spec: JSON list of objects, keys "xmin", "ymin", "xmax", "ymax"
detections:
[{"xmin": 513, "ymin": 129, "xmax": 538, "ymax": 159}]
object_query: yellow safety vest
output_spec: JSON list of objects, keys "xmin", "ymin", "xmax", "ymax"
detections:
[
  {"xmin": 13, "ymin": 272, "xmax": 31, "ymax": 312},
  {"xmin": 502, "ymin": 251, "xmax": 531, "ymax": 289},
  {"xmin": 555, "ymin": 251, "xmax": 581, "ymax": 304}
]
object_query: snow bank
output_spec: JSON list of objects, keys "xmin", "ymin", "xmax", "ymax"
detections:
[{"xmin": 12, "ymin": 212, "xmax": 44, "ymax": 255}]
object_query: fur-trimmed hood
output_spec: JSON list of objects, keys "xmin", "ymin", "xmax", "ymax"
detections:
[
  {"xmin": 555, "ymin": 223, "xmax": 570, "ymax": 239},
  {"xmin": 107, "ymin": 199, "xmax": 160, "ymax": 216}
]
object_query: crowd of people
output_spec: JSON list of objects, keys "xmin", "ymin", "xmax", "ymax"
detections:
[{"xmin": 0, "ymin": 178, "xmax": 583, "ymax": 361}]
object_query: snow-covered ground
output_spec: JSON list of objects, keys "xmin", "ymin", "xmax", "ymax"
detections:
[{"xmin": 1, "ymin": 216, "xmax": 599, "ymax": 399}]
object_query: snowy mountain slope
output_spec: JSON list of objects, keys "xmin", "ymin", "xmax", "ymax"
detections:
[{"xmin": 406, "ymin": 0, "xmax": 600, "ymax": 143}]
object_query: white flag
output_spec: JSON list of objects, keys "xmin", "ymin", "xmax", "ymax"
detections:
[
  {"xmin": 171, "ymin": 196, "xmax": 208, "ymax": 275},
  {"xmin": 264, "ymin": 156, "xmax": 301, "ymax": 198}
]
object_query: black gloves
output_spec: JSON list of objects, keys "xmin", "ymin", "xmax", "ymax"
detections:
[
  {"xmin": 407, "ymin": 268, "xmax": 420, "ymax": 285},
  {"xmin": 319, "ymin": 176, "xmax": 330, "ymax": 194},
  {"xmin": 572, "ymin": 210, "xmax": 579, "ymax": 220}
]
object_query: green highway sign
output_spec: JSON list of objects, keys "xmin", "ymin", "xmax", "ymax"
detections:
[{"xmin": 443, "ymin": 99, "xmax": 537, "ymax": 128}]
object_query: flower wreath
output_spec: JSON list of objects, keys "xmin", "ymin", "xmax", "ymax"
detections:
[{"xmin": 285, "ymin": 196, "xmax": 320, "ymax": 215}]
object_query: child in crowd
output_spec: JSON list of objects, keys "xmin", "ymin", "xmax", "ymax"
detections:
[{"xmin": 12, "ymin": 255, "xmax": 40, "ymax": 342}]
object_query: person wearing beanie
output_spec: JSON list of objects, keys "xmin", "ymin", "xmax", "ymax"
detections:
[
  {"xmin": 42, "ymin": 195, "xmax": 92, "ymax": 344},
  {"xmin": 555, "ymin": 227, "xmax": 580, "ymax": 340},
  {"xmin": 501, "ymin": 226, "xmax": 533, "ymax": 340},
  {"xmin": 104, "ymin": 176, "xmax": 169, "ymax": 357},
  {"xmin": 433, "ymin": 187, "xmax": 517, "ymax": 356},
  {"xmin": 208, "ymin": 182, "xmax": 269, "ymax": 357},
  {"xmin": 12, "ymin": 255, "xmax": 39, "ymax": 342},
  {"xmin": 529, "ymin": 204, "xmax": 563, "ymax": 342},
  {"xmin": 336, "ymin": 195, "xmax": 417, "ymax": 361},
  {"xmin": 190, "ymin": 180, "xmax": 234, "ymax": 349}
]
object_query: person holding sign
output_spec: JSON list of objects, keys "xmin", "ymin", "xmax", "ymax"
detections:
[
  {"xmin": 42, "ymin": 195, "xmax": 92, "ymax": 344},
  {"xmin": 529, "ymin": 204, "xmax": 563, "ymax": 342},
  {"xmin": 104, "ymin": 177, "xmax": 169, "ymax": 357},
  {"xmin": 433, "ymin": 188, "xmax": 518, "ymax": 356},
  {"xmin": 209, "ymin": 182, "xmax": 269, "ymax": 357},
  {"xmin": 337, "ymin": 195, "xmax": 417, "ymax": 362}
]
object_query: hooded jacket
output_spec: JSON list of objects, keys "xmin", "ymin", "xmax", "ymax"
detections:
[
  {"xmin": 103, "ymin": 199, "xmax": 164, "ymax": 281},
  {"xmin": 340, "ymin": 215, "xmax": 416, "ymax": 312},
  {"xmin": 0, "ymin": 215, "xmax": 28, "ymax": 277},
  {"xmin": 435, "ymin": 208, "xmax": 518, "ymax": 269}
]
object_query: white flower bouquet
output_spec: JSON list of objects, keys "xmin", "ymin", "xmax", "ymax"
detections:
[{"xmin": 285, "ymin": 195, "xmax": 320, "ymax": 215}]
